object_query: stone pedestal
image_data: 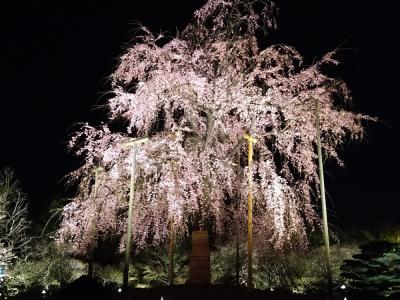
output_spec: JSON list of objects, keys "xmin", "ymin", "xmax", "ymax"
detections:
[{"xmin": 188, "ymin": 231, "xmax": 210, "ymax": 284}]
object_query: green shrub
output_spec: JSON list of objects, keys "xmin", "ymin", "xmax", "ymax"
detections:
[
  {"xmin": 340, "ymin": 241, "xmax": 400, "ymax": 297},
  {"xmin": 96, "ymin": 264, "xmax": 122, "ymax": 288},
  {"xmin": 211, "ymin": 242, "xmax": 244, "ymax": 285},
  {"xmin": 131, "ymin": 242, "xmax": 189, "ymax": 287},
  {"xmin": 95, "ymin": 241, "xmax": 190, "ymax": 289},
  {"xmin": 4, "ymin": 238, "xmax": 86, "ymax": 296},
  {"xmin": 211, "ymin": 242, "xmax": 357, "ymax": 292}
]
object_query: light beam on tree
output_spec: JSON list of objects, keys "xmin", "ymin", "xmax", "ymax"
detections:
[{"xmin": 123, "ymin": 137, "xmax": 149, "ymax": 294}]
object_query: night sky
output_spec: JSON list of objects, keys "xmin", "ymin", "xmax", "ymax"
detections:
[{"xmin": 1, "ymin": 1, "xmax": 399, "ymax": 226}]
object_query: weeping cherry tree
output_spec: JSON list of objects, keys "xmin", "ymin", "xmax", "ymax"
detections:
[{"xmin": 58, "ymin": 0, "xmax": 373, "ymax": 288}]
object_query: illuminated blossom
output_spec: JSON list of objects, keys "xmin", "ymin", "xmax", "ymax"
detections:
[{"xmin": 58, "ymin": 0, "xmax": 373, "ymax": 255}]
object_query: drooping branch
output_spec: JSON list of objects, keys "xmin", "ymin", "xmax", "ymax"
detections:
[{"xmin": 58, "ymin": 0, "xmax": 373, "ymax": 255}]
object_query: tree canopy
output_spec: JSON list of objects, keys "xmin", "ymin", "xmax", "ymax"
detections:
[{"xmin": 58, "ymin": 0, "xmax": 372, "ymax": 257}]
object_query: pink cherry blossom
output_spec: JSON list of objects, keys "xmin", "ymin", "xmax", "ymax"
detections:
[{"xmin": 58, "ymin": 0, "xmax": 373, "ymax": 256}]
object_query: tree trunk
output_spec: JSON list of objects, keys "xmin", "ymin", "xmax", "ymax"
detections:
[
  {"xmin": 88, "ymin": 258, "xmax": 94, "ymax": 278},
  {"xmin": 235, "ymin": 238, "xmax": 240, "ymax": 286},
  {"xmin": 205, "ymin": 111, "xmax": 214, "ymax": 145},
  {"xmin": 235, "ymin": 152, "xmax": 241, "ymax": 286},
  {"xmin": 168, "ymin": 222, "xmax": 176, "ymax": 285}
]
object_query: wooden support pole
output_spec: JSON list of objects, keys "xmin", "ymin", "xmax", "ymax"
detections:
[
  {"xmin": 244, "ymin": 133, "xmax": 255, "ymax": 292},
  {"xmin": 123, "ymin": 137, "xmax": 148, "ymax": 296},
  {"xmin": 88, "ymin": 166, "xmax": 101, "ymax": 278},
  {"xmin": 314, "ymin": 98, "xmax": 333, "ymax": 292}
]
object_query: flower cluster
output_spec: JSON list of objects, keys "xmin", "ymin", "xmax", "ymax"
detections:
[{"xmin": 58, "ymin": 0, "xmax": 372, "ymax": 256}]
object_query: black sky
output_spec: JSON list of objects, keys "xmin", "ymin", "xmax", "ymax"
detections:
[{"xmin": 1, "ymin": 1, "xmax": 399, "ymax": 226}]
